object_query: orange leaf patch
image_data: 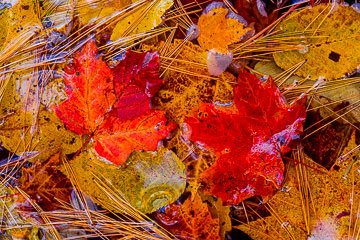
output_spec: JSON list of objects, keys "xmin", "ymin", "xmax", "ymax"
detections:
[{"xmin": 197, "ymin": 3, "xmax": 250, "ymax": 54}]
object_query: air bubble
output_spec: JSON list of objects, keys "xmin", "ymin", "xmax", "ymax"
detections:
[
  {"xmin": 281, "ymin": 222, "xmax": 290, "ymax": 228},
  {"xmin": 298, "ymin": 44, "xmax": 308, "ymax": 54},
  {"xmin": 213, "ymin": 101, "xmax": 233, "ymax": 106}
]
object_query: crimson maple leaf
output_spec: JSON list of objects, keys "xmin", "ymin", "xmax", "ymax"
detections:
[
  {"xmin": 184, "ymin": 69, "xmax": 306, "ymax": 205},
  {"xmin": 52, "ymin": 40, "xmax": 175, "ymax": 165}
]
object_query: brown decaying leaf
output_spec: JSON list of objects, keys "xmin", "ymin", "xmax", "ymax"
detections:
[
  {"xmin": 19, "ymin": 152, "xmax": 73, "ymax": 211},
  {"xmin": 154, "ymin": 194, "xmax": 221, "ymax": 239}
]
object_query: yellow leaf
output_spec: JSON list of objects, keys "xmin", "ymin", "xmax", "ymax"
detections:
[
  {"xmin": 0, "ymin": 73, "xmax": 84, "ymax": 160},
  {"xmin": 0, "ymin": 0, "xmax": 42, "ymax": 64},
  {"xmin": 0, "ymin": 106, "xmax": 85, "ymax": 161},
  {"xmin": 273, "ymin": 3, "xmax": 360, "ymax": 80},
  {"xmin": 77, "ymin": 0, "xmax": 132, "ymax": 25},
  {"xmin": 110, "ymin": 0, "xmax": 173, "ymax": 41}
]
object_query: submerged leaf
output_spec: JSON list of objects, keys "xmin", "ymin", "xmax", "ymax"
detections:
[
  {"xmin": 68, "ymin": 148, "xmax": 186, "ymax": 213},
  {"xmin": 19, "ymin": 152, "xmax": 73, "ymax": 211},
  {"xmin": 273, "ymin": 3, "xmax": 360, "ymax": 80},
  {"xmin": 154, "ymin": 194, "xmax": 220, "ymax": 240},
  {"xmin": 184, "ymin": 69, "xmax": 306, "ymax": 205}
]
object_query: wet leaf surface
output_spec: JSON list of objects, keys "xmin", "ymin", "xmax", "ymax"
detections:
[
  {"xmin": 52, "ymin": 40, "xmax": 175, "ymax": 165},
  {"xmin": 237, "ymin": 134, "xmax": 360, "ymax": 240},
  {"xmin": 67, "ymin": 148, "xmax": 186, "ymax": 213},
  {"xmin": 19, "ymin": 152, "xmax": 73, "ymax": 211},
  {"xmin": 1, "ymin": 1, "xmax": 360, "ymax": 239},
  {"xmin": 185, "ymin": 69, "xmax": 306, "ymax": 205},
  {"xmin": 273, "ymin": 3, "xmax": 360, "ymax": 80}
]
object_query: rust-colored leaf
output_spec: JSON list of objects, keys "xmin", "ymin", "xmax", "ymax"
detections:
[
  {"xmin": 154, "ymin": 194, "xmax": 220, "ymax": 239},
  {"xmin": 19, "ymin": 152, "xmax": 72, "ymax": 211}
]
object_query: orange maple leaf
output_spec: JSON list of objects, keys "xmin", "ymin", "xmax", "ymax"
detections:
[{"xmin": 52, "ymin": 40, "xmax": 175, "ymax": 165}]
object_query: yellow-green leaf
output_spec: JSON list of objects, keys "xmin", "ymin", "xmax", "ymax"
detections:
[{"xmin": 68, "ymin": 148, "xmax": 186, "ymax": 214}]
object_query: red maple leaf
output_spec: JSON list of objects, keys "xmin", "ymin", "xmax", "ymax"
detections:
[
  {"xmin": 184, "ymin": 69, "xmax": 306, "ymax": 205},
  {"xmin": 52, "ymin": 40, "xmax": 175, "ymax": 165}
]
